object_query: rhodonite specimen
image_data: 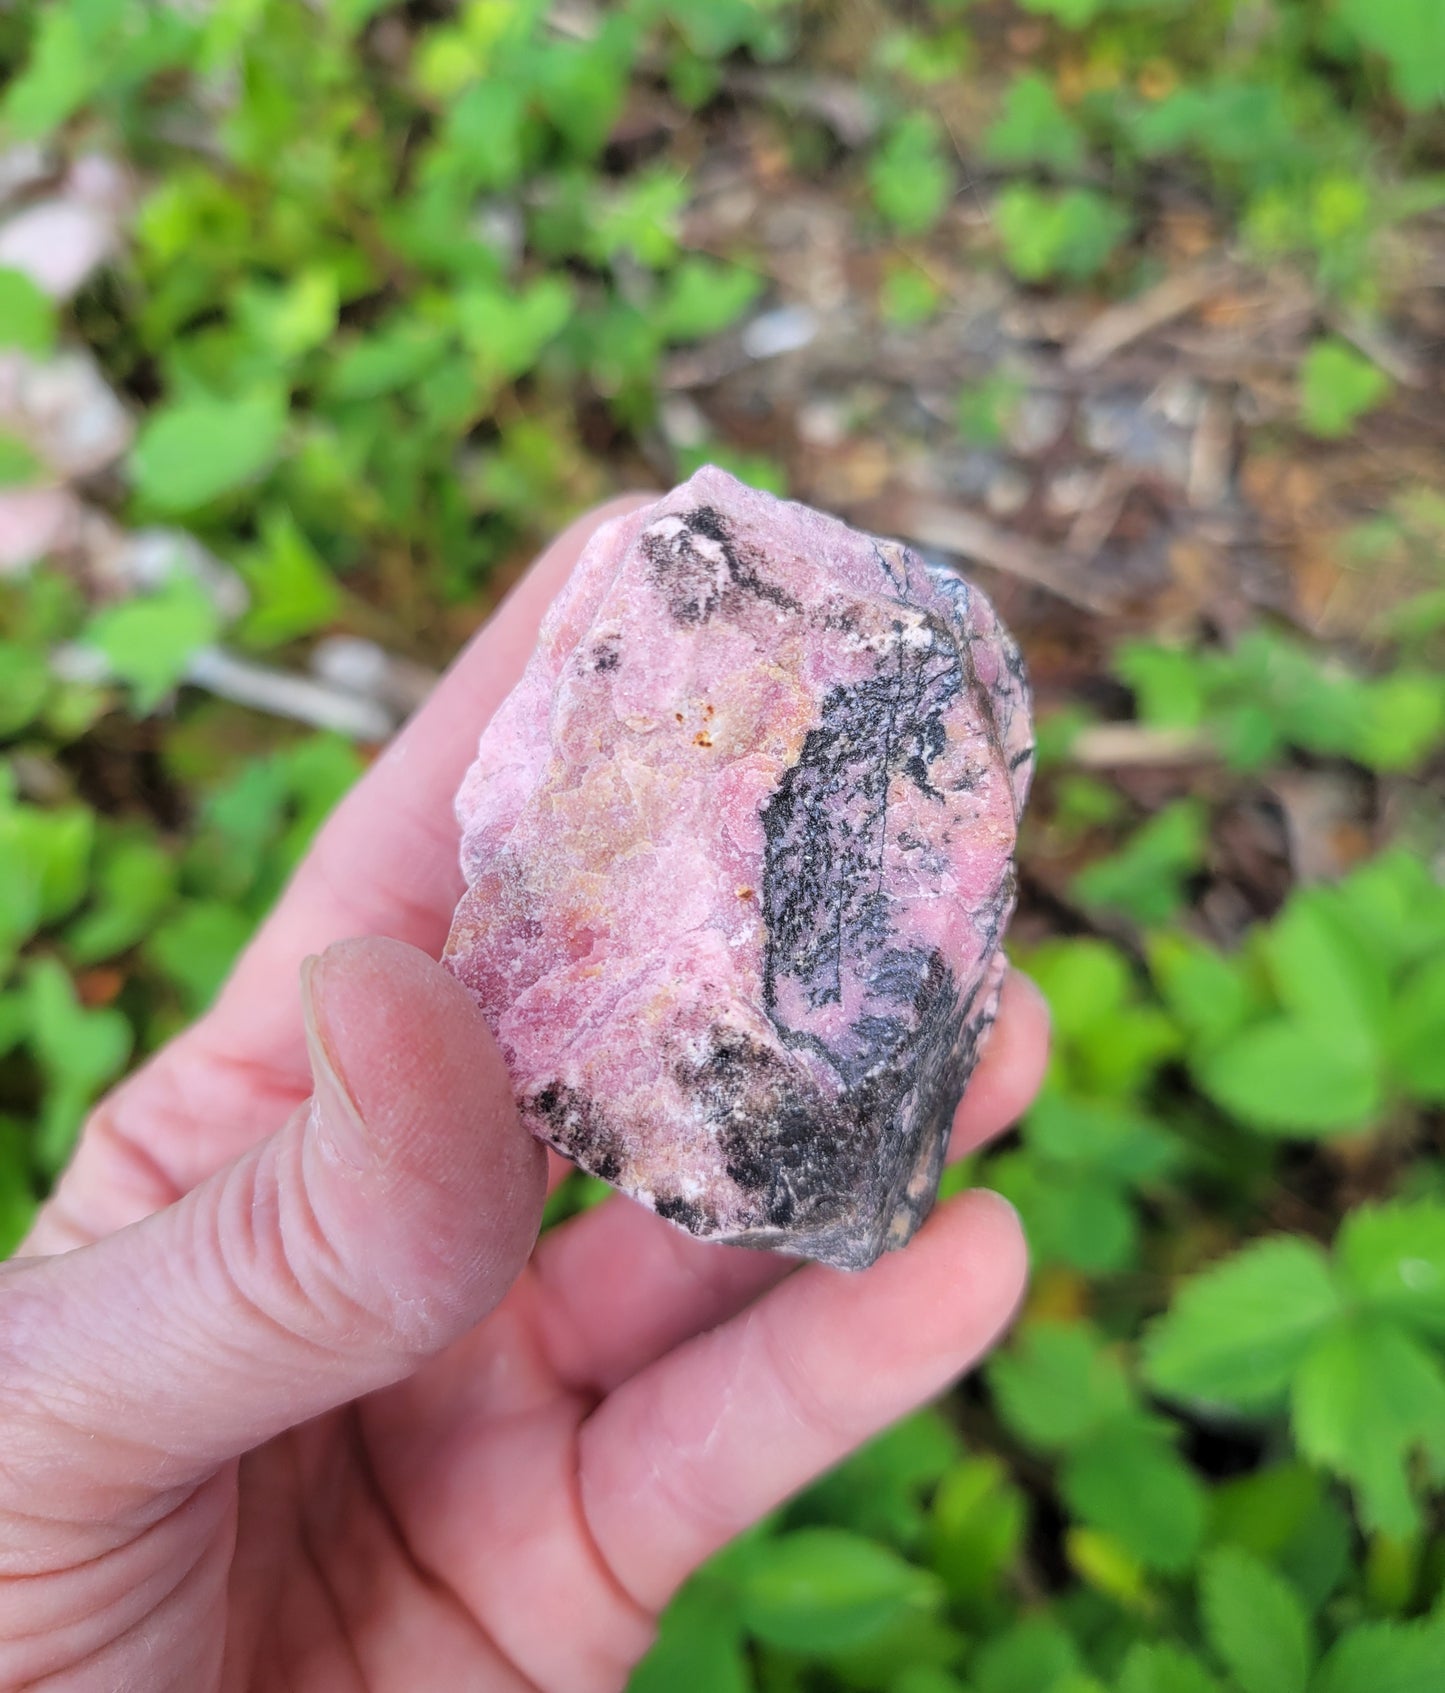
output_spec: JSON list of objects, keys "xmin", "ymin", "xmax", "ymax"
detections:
[{"xmin": 445, "ymin": 467, "xmax": 1033, "ymax": 1268}]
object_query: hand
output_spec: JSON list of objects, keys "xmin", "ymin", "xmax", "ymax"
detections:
[{"xmin": 0, "ymin": 499, "xmax": 1049, "ymax": 1693}]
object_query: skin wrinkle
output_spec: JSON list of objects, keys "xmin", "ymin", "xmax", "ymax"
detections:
[
  {"xmin": 340, "ymin": 1417, "xmax": 501, "ymax": 1682},
  {"xmin": 0, "ymin": 1487, "xmax": 224, "ymax": 1686},
  {"xmin": 292, "ymin": 1441, "xmax": 370, "ymax": 1693},
  {"xmin": 556, "ymin": 1430, "xmax": 656, "ymax": 1693}
]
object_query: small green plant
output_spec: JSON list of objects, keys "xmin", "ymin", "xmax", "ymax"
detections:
[
  {"xmin": 985, "ymin": 72, "xmax": 1086, "ymax": 173},
  {"xmin": 1152, "ymin": 852, "xmax": 1445, "ymax": 1136},
  {"xmin": 1147, "ymin": 1199, "xmax": 1445, "ymax": 1535},
  {"xmin": 1116, "ymin": 631, "xmax": 1445, "ymax": 773},
  {"xmin": 869, "ymin": 112, "xmax": 955, "ymax": 236},
  {"xmin": 1300, "ymin": 340, "xmax": 1394, "ymax": 439},
  {"xmin": 994, "ymin": 185, "xmax": 1130, "ymax": 283},
  {"xmin": 955, "ymin": 371, "xmax": 1026, "ymax": 448}
]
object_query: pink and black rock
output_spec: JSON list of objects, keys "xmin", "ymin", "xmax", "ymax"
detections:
[{"xmin": 444, "ymin": 467, "xmax": 1032, "ymax": 1269}]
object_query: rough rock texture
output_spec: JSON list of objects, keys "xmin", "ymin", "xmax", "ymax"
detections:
[{"xmin": 445, "ymin": 468, "xmax": 1032, "ymax": 1268}]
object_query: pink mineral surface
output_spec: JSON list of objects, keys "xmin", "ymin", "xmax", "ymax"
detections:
[{"xmin": 445, "ymin": 467, "xmax": 1032, "ymax": 1268}]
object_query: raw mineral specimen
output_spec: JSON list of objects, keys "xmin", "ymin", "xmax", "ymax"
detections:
[{"xmin": 445, "ymin": 468, "xmax": 1032, "ymax": 1268}]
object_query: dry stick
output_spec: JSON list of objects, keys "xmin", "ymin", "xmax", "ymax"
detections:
[
  {"xmin": 1187, "ymin": 386, "xmax": 1236, "ymax": 510},
  {"xmin": 862, "ymin": 496, "xmax": 1120, "ymax": 616},
  {"xmin": 185, "ymin": 647, "xmax": 396, "ymax": 741},
  {"xmin": 1064, "ymin": 260, "xmax": 1238, "ymax": 373},
  {"xmin": 1069, "ymin": 723, "xmax": 1215, "ymax": 768},
  {"xmin": 1324, "ymin": 308, "xmax": 1426, "ymax": 389}
]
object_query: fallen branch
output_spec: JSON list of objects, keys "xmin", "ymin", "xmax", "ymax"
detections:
[
  {"xmin": 185, "ymin": 647, "xmax": 396, "ymax": 741},
  {"xmin": 859, "ymin": 496, "xmax": 1120, "ymax": 615},
  {"xmin": 1065, "ymin": 261, "xmax": 1236, "ymax": 373},
  {"xmin": 1069, "ymin": 723, "xmax": 1215, "ymax": 767}
]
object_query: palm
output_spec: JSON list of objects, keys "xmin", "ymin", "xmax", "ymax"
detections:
[
  {"xmin": 4, "ymin": 501, "xmax": 1044, "ymax": 1693},
  {"xmin": 230, "ymin": 1275, "xmax": 645, "ymax": 1693}
]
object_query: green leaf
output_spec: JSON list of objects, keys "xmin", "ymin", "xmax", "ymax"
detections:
[
  {"xmin": 1300, "ymin": 340, "xmax": 1392, "ymax": 439},
  {"xmin": 1198, "ymin": 1017, "xmax": 1384, "ymax": 1136},
  {"xmin": 235, "ymin": 267, "xmax": 340, "ymax": 363},
  {"xmin": 1391, "ymin": 955, "xmax": 1445, "ymax": 1102},
  {"xmin": 324, "ymin": 322, "xmax": 452, "ymax": 402},
  {"xmin": 736, "ymin": 1528, "xmax": 942, "ymax": 1653},
  {"xmin": 1337, "ymin": 1202, "xmax": 1445, "ymax": 1339},
  {"xmin": 802, "ymin": 1410, "xmax": 962, "ymax": 1549},
  {"xmin": 0, "ymin": 641, "xmax": 52, "ymax": 736},
  {"xmin": 0, "ymin": 798, "xmax": 95, "ymax": 959},
  {"xmin": 893, "ymin": 1671, "xmax": 970, "ymax": 1693},
  {"xmin": 988, "ymin": 1151, "xmax": 1140, "ymax": 1274},
  {"xmin": 81, "ymin": 576, "xmax": 222, "ymax": 713},
  {"xmin": 237, "ymin": 510, "xmax": 342, "ymax": 648},
  {"xmin": 1071, "ymin": 799, "xmax": 1207, "ymax": 926},
  {"xmin": 66, "ymin": 831, "xmax": 176, "ymax": 964},
  {"xmin": 0, "ymin": 267, "xmax": 58, "ymax": 356},
  {"xmin": 826, "ymin": 1607, "xmax": 967, "ymax": 1689},
  {"xmin": 131, "ymin": 390, "xmax": 288, "ymax": 514},
  {"xmin": 1199, "ymin": 1546, "xmax": 1313, "ymax": 1693},
  {"xmin": 985, "ymin": 72, "xmax": 1086, "ymax": 172},
  {"xmin": 1147, "ymin": 930, "xmax": 1259, "ymax": 1051},
  {"xmin": 629, "ymin": 1580, "xmax": 749, "ymax": 1693},
  {"xmin": 1, "ymin": 6, "xmax": 97, "ymax": 138},
  {"xmin": 1292, "ymin": 1316, "xmax": 1445, "ymax": 1537},
  {"xmin": 869, "ymin": 113, "xmax": 954, "ymax": 236},
  {"xmin": 1118, "ymin": 1642, "xmax": 1223, "ymax": 1693},
  {"xmin": 144, "ymin": 899, "xmax": 252, "ymax": 1013},
  {"xmin": 880, "ymin": 264, "xmax": 942, "ymax": 327},
  {"xmin": 439, "ymin": 80, "xmax": 528, "ymax": 189},
  {"xmin": 1116, "ymin": 641, "xmax": 1208, "ymax": 729},
  {"xmin": 1263, "ymin": 893, "xmax": 1389, "ymax": 1049},
  {"xmin": 1313, "ymin": 1618, "xmax": 1445, "ymax": 1693},
  {"xmin": 988, "ymin": 1322, "xmax": 1133, "ymax": 1451},
  {"xmin": 24, "ymin": 956, "xmax": 132, "ymax": 1172},
  {"xmin": 456, "ymin": 276, "xmax": 575, "ymax": 386},
  {"xmin": 995, "ymin": 186, "xmax": 1129, "ymax": 283},
  {"xmin": 1335, "ymin": 0, "xmax": 1445, "ymax": 111},
  {"xmin": 0, "ymin": 430, "xmax": 47, "ymax": 489},
  {"xmin": 1332, "ymin": 851, "xmax": 1445, "ymax": 974},
  {"xmin": 1143, "ymin": 1236, "xmax": 1341, "ymax": 1411},
  {"xmin": 926, "ymin": 1455, "xmax": 1026, "ymax": 1610},
  {"xmin": 584, "ymin": 171, "xmax": 687, "ymax": 268},
  {"xmin": 1024, "ymin": 1093, "xmax": 1179, "ymax": 1185},
  {"xmin": 0, "ymin": 1116, "xmax": 37, "ymax": 1257},
  {"xmin": 1062, "ymin": 1423, "xmax": 1208, "ymax": 1574},
  {"xmin": 1356, "ymin": 672, "xmax": 1445, "ymax": 772},
  {"xmin": 654, "ymin": 257, "xmax": 762, "ymax": 342},
  {"xmin": 1209, "ymin": 1463, "xmax": 1351, "ymax": 1612},
  {"xmin": 955, "ymin": 372, "xmax": 1025, "ymax": 450},
  {"xmin": 971, "ymin": 1616, "xmax": 1081, "ymax": 1693},
  {"xmin": 1024, "ymin": 937, "xmax": 1180, "ymax": 1096},
  {"xmin": 1018, "ymin": 0, "xmax": 1106, "ymax": 24}
]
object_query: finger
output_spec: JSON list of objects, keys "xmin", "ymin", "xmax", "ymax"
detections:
[
  {"xmin": 946, "ymin": 968, "xmax": 1050, "ymax": 1157},
  {"xmin": 29, "ymin": 495, "xmax": 656, "ymax": 1248},
  {"xmin": 578, "ymin": 1188, "xmax": 1027, "ymax": 1613},
  {"xmin": 530, "ymin": 968, "xmax": 1049, "ymax": 1395},
  {"xmin": 0, "ymin": 939, "xmax": 545, "ymax": 1531}
]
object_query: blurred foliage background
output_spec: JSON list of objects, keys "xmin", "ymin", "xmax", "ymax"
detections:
[{"xmin": 3, "ymin": 0, "xmax": 1445, "ymax": 1687}]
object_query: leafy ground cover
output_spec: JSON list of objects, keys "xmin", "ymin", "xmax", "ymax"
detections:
[{"xmin": 2, "ymin": 1, "xmax": 1444, "ymax": 1688}]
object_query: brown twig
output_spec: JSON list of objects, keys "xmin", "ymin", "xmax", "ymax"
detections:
[{"xmin": 1065, "ymin": 261, "xmax": 1237, "ymax": 373}]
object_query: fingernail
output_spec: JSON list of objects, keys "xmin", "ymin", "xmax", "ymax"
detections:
[
  {"xmin": 301, "ymin": 951, "xmax": 371, "ymax": 1174},
  {"xmin": 972, "ymin": 1187, "xmax": 1024, "ymax": 1232}
]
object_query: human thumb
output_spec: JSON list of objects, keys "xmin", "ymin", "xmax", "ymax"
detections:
[{"xmin": 0, "ymin": 936, "xmax": 546, "ymax": 1509}]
